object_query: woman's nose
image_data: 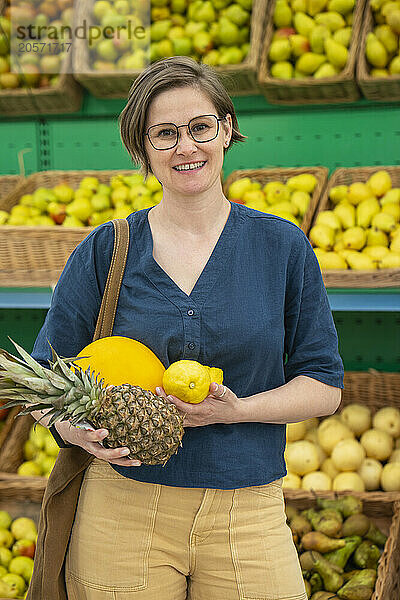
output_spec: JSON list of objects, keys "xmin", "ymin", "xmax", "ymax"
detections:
[{"xmin": 176, "ymin": 127, "xmax": 197, "ymax": 153}]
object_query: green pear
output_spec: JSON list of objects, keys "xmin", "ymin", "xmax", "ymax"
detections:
[
  {"xmin": 310, "ymin": 24, "xmax": 331, "ymax": 53},
  {"xmin": 0, "ymin": 529, "xmax": 13, "ymax": 549},
  {"xmin": 374, "ymin": 24, "xmax": 398, "ymax": 53},
  {"xmin": 193, "ymin": 1, "xmax": 216, "ymax": 23},
  {"xmin": 0, "ymin": 548, "xmax": 12, "ymax": 569},
  {"xmin": 291, "ymin": 0, "xmax": 307, "ymax": 11},
  {"xmin": 172, "ymin": 37, "xmax": 193, "ymax": 55},
  {"xmin": 324, "ymin": 37, "xmax": 348, "ymax": 68},
  {"xmin": 366, "ymin": 32, "xmax": 388, "ymax": 68},
  {"xmin": 193, "ymin": 31, "xmax": 213, "ymax": 54},
  {"xmin": 328, "ymin": 0, "xmax": 355, "ymax": 14},
  {"xmin": 0, "ymin": 513, "xmax": 11, "ymax": 531},
  {"xmin": 0, "ymin": 578, "xmax": 19, "ymax": 598},
  {"xmin": 150, "ymin": 19, "xmax": 172, "ymax": 42},
  {"xmin": 293, "ymin": 12, "xmax": 316, "ymax": 36},
  {"xmin": 171, "ymin": 0, "xmax": 187, "ymax": 13},
  {"xmin": 218, "ymin": 17, "xmax": 240, "ymax": 45},
  {"xmin": 93, "ymin": 1, "xmax": 112, "ymax": 21},
  {"xmin": 273, "ymin": 0, "xmax": 293, "ymax": 27},
  {"xmin": 9, "ymin": 556, "xmax": 34, "ymax": 583},
  {"xmin": 314, "ymin": 62, "xmax": 339, "ymax": 77},
  {"xmin": 269, "ymin": 38, "xmax": 291, "ymax": 61},
  {"xmin": 307, "ymin": 0, "xmax": 329, "ymax": 17},
  {"xmin": 239, "ymin": 26, "xmax": 250, "ymax": 43},
  {"xmin": 315, "ymin": 11, "xmax": 346, "ymax": 31},
  {"xmin": 296, "ymin": 52, "xmax": 326, "ymax": 74},
  {"xmin": 168, "ymin": 25, "xmax": 185, "ymax": 40},
  {"xmin": 333, "ymin": 26, "xmax": 352, "ymax": 47},
  {"xmin": 389, "ymin": 56, "xmax": 400, "ymax": 74},
  {"xmin": 386, "ymin": 9, "xmax": 400, "ymax": 34},
  {"xmin": 1, "ymin": 573, "xmax": 26, "ymax": 597},
  {"xmin": 62, "ymin": 215, "xmax": 86, "ymax": 228},
  {"xmin": 223, "ymin": 4, "xmax": 250, "ymax": 26},
  {"xmin": 342, "ymin": 226, "xmax": 367, "ymax": 250},
  {"xmin": 237, "ymin": 0, "xmax": 253, "ymax": 9},
  {"xmin": 356, "ymin": 197, "xmax": 380, "ymax": 228},
  {"xmin": 271, "ymin": 61, "xmax": 294, "ymax": 78},
  {"xmin": 10, "ymin": 519, "xmax": 36, "ymax": 544},
  {"xmin": 309, "ymin": 224, "xmax": 336, "ymax": 250},
  {"xmin": 218, "ymin": 47, "xmax": 244, "ymax": 64}
]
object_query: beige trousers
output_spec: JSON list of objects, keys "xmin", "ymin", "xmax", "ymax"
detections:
[{"xmin": 65, "ymin": 459, "xmax": 307, "ymax": 600}]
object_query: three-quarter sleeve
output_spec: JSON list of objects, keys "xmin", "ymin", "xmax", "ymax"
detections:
[{"xmin": 284, "ymin": 235, "xmax": 344, "ymax": 389}]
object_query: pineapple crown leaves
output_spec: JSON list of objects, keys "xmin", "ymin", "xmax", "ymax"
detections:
[{"xmin": 0, "ymin": 338, "xmax": 104, "ymax": 426}]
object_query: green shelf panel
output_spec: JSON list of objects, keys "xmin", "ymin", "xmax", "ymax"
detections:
[
  {"xmin": 0, "ymin": 308, "xmax": 398, "ymax": 372},
  {"xmin": 0, "ymin": 121, "xmax": 39, "ymax": 175}
]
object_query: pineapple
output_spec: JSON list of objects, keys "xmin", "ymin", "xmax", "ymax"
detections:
[{"xmin": 0, "ymin": 340, "xmax": 184, "ymax": 466}]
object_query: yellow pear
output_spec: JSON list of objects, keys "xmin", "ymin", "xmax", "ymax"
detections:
[
  {"xmin": 333, "ymin": 26, "xmax": 352, "ymax": 47},
  {"xmin": 333, "ymin": 201, "xmax": 355, "ymax": 228},
  {"xmin": 374, "ymin": 24, "xmax": 398, "ymax": 54},
  {"xmin": 329, "ymin": 184, "xmax": 348, "ymax": 203},
  {"xmin": 346, "ymin": 252, "xmax": 377, "ymax": 270},
  {"xmin": 286, "ymin": 173, "xmax": 317, "ymax": 192},
  {"xmin": 347, "ymin": 182, "xmax": 374, "ymax": 205},
  {"xmin": 245, "ymin": 198, "xmax": 269, "ymax": 212},
  {"xmin": 356, "ymin": 197, "xmax": 380, "ymax": 228},
  {"xmin": 389, "ymin": 56, "xmax": 400, "ymax": 75},
  {"xmin": 380, "ymin": 251, "xmax": 400, "ymax": 268},
  {"xmin": 381, "ymin": 188, "xmax": 400, "ymax": 205},
  {"xmin": 318, "ymin": 251, "xmax": 347, "ymax": 269},
  {"xmin": 263, "ymin": 181, "xmax": 291, "ymax": 204},
  {"xmin": 328, "ymin": 0, "xmax": 355, "ymax": 14},
  {"xmin": 271, "ymin": 61, "xmax": 294, "ymax": 79},
  {"xmin": 342, "ymin": 226, "xmax": 367, "ymax": 250},
  {"xmin": 314, "ymin": 63, "xmax": 339, "ymax": 78},
  {"xmin": 390, "ymin": 232, "xmax": 400, "ymax": 252},
  {"xmin": 291, "ymin": 0, "xmax": 307, "ymax": 10},
  {"xmin": 366, "ymin": 227, "xmax": 389, "ymax": 246},
  {"xmin": 338, "ymin": 248, "xmax": 358, "ymax": 261},
  {"xmin": 371, "ymin": 211, "xmax": 397, "ymax": 232},
  {"xmin": 290, "ymin": 190, "xmax": 310, "ymax": 216},
  {"xmin": 324, "ymin": 37, "xmax": 348, "ymax": 68},
  {"xmin": 371, "ymin": 68, "xmax": 389, "ymax": 77},
  {"xmin": 315, "ymin": 11, "xmax": 346, "ymax": 31},
  {"xmin": 382, "ymin": 203, "xmax": 400, "ymax": 221},
  {"xmin": 315, "ymin": 210, "xmax": 342, "ymax": 231},
  {"xmin": 228, "ymin": 177, "xmax": 252, "ymax": 200},
  {"xmin": 267, "ymin": 209, "xmax": 300, "ymax": 226},
  {"xmin": 334, "ymin": 237, "xmax": 345, "ymax": 252},
  {"xmin": 293, "ymin": 12, "xmax": 316, "ymax": 36},
  {"xmin": 296, "ymin": 52, "xmax": 326, "ymax": 74},
  {"xmin": 272, "ymin": 201, "xmax": 299, "ymax": 216},
  {"xmin": 387, "ymin": 8, "xmax": 400, "ymax": 34},
  {"xmin": 362, "ymin": 245, "xmax": 390, "ymax": 267},
  {"xmin": 307, "ymin": 0, "xmax": 328, "ymax": 16},
  {"xmin": 310, "ymin": 24, "xmax": 331, "ymax": 53},
  {"xmin": 242, "ymin": 190, "xmax": 266, "ymax": 205},
  {"xmin": 273, "ymin": 0, "xmax": 293, "ymax": 27},
  {"xmin": 366, "ymin": 32, "xmax": 388, "ymax": 68},
  {"xmin": 366, "ymin": 170, "xmax": 392, "ymax": 197},
  {"xmin": 309, "ymin": 224, "xmax": 335, "ymax": 250},
  {"xmin": 269, "ymin": 38, "xmax": 292, "ymax": 62}
]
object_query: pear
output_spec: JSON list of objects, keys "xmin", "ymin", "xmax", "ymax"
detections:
[
  {"xmin": 389, "ymin": 56, "xmax": 400, "ymax": 74},
  {"xmin": 366, "ymin": 32, "xmax": 388, "ymax": 68},
  {"xmin": 325, "ymin": 536, "xmax": 363, "ymax": 570},
  {"xmin": 328, "ymin": 0, "xmax": 355, "ymax": 14},
  {"xmin": 380, "ymin": 251, "xmax": 400, "ymax": 268},
  {"xmin": 9, "ymin": 555, "xmax": 34, "ymax": 583},
  {"xmin": 314, "ymin": 62, "xmax": 338, "ymax": 77},
  {"xmin": 286, "ymin": 173, "xmax": 317, "ymax": 192},
  {"xmin": 371, "ymin": 68, "xmax": 389, "ymax": 77},
  {"xmin": 333, "ymin": 202, "xmax": 355, "ymax": 229},
  {"xmin": 387, "ymin": 8, "xmax": 400, "ymax": 34},
  {"xmin": 356, "ymin": 197, "xmax": 380, "ymax": 228},
  {"xmin": 333, "ymin": 26, "xmax": 353, "ymax": 47},
  {"xmin": 324, "ymin": 37, "xmax": 348, "ymax": 68},
  {"xmin": 224, "ymin": 4, "xmax": 250, "ymax": 26},
  {"xmin": 228, "ymin": 178, "xmax": 253, "ymax": 200},
  {"xmin": 390, "ymin": 233, "xmax": 400, "ymax": 252},
  {"xmin": 382, "ymin": 202, "xmax": 400, "ymax": 221},
  {"xmin": 347, "ymin": 182, "xmax": 373, "ymax": 205},
  {"xmin": 330, "ymin": 185, "xmax": 348, "ymax": 203},
  {"xmin": 273, "ymin": 0, "xmax": 293, "ymax": 27},
  {"xmin": 293, "ymin": 12, "xmax": 316, "ymax": 36},
  {"xmin": 296, "ymin": 52, "xmax": 326, "ymax": 74},
  {"xmin": 318, "ymin": 251, "xmax": 347, "ymax": 269},
  {"xmin": 337, "ymin": 569, "xmax": 376, "ymax": 599},
  {"xmin": 346, "ymin": 252, "xmax": 376, "ymax": 270},
  {"xmin": 367, "ymin": 170, "xmax": 392, "ymax": 197},
  {"xmin": 371, "ymin": 211, "xmax": 396, "ymax": 232},
  {"xmin": 290, "ymin": 190, "xmax": 310, "ymax": 216},
  {"xmin": 1, "ymin": 573, "xmax": 25, "ymax": 598},
  {"xmin": 193, "ymin": 1, "xmax": 216, "ymax": 23},
  {"xmin": 374, "ymin": 24, "xmax": 398, "ymax": 54},
  {"xmin": 310, "ymin": 553, "xmax": 344, "ymax": 592},
  {"xmin": 310, "ymin": 24, "xmax": 331, "ymax": 53},
  {"xmin": 310, "ymin": 224, "xmax": 336, "ymax": 250},
  {"xmin": 307, "ymin": 0, "xmax": 329, "ymax": 16},
  {"xmin": 218, "ymin": 17, "xmax": 240, "ymax": 45},
  {"xmin": 366, "ymin": 227, "xmax": 388, "ymax": 246},
  {"xmin": 269, "ymin": 38, "xmax": 292, "ymax": 61},
  {"xmin": 193, "ymin": 31, "xmax": 213, "ymax": 54},
  {"xmin": 381, "ymin": 188, "xmax": 400, "ymax": 204},
  {"xmin": 271, "ymin": 61, "xmax": 294, "ymax": 78},
  {"xmin": 315, "ymin": 11, "xmax": 346, "ymax": 32},
  {"xmin": 272, "ymin": 201, "xmax": 299, "ymax": 215},
  {"xmin": 289, "ymin": 34, "xmax": 310, "ymax": 56},
  {"xmin": 302, "ymin": 531, "xmax": 345, "ymax": 553},
  {"xmin": 264, "ymin": 181, "xmax": 291, "ymax": 203},
  {"xmin": 362, "ymin": 245, "xmax": 390, "ymax": 267},
  {"xmin": 316, "ymin": 210, "xmax": 342, "ymax": 231},
  {"xmin": 342, "ymin": 226, "xmax": 366, "ymax": 250}
]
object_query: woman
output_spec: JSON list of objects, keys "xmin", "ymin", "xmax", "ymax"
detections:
[{"xmin": 30, "ymin": 56, "xmax": 343, "ymax": 599}]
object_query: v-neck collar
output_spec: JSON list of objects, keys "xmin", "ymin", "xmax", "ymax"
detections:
[{"xmin": 137, "ymin": 201, "xmax": 243, "ymax": 308}]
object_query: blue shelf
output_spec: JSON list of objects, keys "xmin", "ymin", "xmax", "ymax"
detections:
[{"xmin": 0, "ymin": 287, "xmax": 399, "ymax": 311}]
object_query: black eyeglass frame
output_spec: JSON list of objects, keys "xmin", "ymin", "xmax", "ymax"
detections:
[{"xmin": 145, "ymin": 114, "xmax": 227, "ymax": 151}]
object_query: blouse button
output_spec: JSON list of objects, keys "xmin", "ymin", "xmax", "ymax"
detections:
[
  {"xmin": 188, "ymin": 342, "xmax": 195, "ymax": 350},
  {"xmin": 187, "ymin": 309, "xmax": 195, "ymax": 316}
]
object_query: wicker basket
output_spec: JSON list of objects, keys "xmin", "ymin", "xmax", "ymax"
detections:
[
  {"xmin": 223, "ymin": 166, "xmax": 329, "ymax": 234},
  {"xmin": 257, "ymin": 0, "xmax": 363, "ymax": 105},
  {"xmin": 283, "ymin": 491, "xmax": 400, "ymax": 600},
  {"xmin": 0, "ymin": 0, "xmax": 82, "ymax": 116},
  {"xmin": 311, "ymin": 166, "xmax": 400, "ymax": 288},
  {"xmin": 0, "ymin": 169, "xmax": 135, "ymax": 287},
  {"xmin": 72, "ymin": 0, "xmax": 267, "ymax": 98},
  {"xmin": 357, "ymin": 2, "xmax": 400, "ymax": 101},
  {"xmin": 0, "ymin": 175, "xmax": 22, "ymax": 202}
]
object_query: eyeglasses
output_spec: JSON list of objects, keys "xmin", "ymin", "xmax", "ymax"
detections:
[{"xmin": 145, "ymin": 114, "xmax": 227, "ymax": 151}]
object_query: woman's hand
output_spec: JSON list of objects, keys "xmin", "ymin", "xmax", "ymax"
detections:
[
  {"xmin": 156, "ymin": 382, "xmax": 241, "ymax": 427},
  {"xmin": 54, "ymin": 421, "xmax": 141, "ymax": 467}
]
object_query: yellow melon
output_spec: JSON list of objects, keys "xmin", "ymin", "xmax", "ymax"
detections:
[{"xmin": 74, "ymin": 336, "xmax": 165, "ymax": 392}]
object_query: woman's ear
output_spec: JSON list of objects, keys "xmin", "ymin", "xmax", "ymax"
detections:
[{"xmin": 223, "ymin": 113, "xmax": 233, "ymax": 147}]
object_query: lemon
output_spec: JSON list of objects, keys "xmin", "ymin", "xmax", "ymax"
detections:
[{"xmin": 163, "ymin": 360, "xmax": 223, "ymax": 404}]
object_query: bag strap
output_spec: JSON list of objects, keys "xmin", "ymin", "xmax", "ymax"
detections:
[{"xmin": 93, "ymin": 218, "xmax": 130, "ymax": 341}]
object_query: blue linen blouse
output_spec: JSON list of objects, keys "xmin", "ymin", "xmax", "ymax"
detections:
[{"xmin": 31, "ymin": 200, "xmax": 344, "ymax": 490}]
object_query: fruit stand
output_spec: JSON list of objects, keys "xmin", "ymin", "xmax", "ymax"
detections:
[{"xmin": 1, "ymin": 0, "xmax": 400, "ymax": 597}]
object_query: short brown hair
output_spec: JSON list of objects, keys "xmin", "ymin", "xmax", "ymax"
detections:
[{"xmin": 118, "ymin": 56, "xmax": 247, "ymax": 179}]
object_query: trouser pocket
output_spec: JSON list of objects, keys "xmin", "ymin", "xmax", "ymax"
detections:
[{"xmin": 66, "ymin": 459, "xmax": 161, "ymax": 592}]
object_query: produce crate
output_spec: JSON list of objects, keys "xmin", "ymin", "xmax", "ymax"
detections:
[
  {"xmin": 223, "ymin": 166, "xmax": 329, "ymax": 234},
  {"xmin": 357, "ymin": 1, "xmax": 400, "ymax": 101},
  {"xmin": 0, "ymin": 1, "xmax": 82, "ymax": 116},
  {"xmin": 257, "ymin": 0, "xmax": 363, "ymax": 105},
  {"xmin": 0, "ymin": 169, "xmax": 134, "ymax": 287},
  {"xmin": 72, "ymin": 0, "xmax": 268, "ymax": 98},
  {"xmin": 283, "ymin": 490, "xmax": 400, "ymax": 600},
  {"xmin": 312, "ymin": 166, "xmax": 400, "ymax": 288}
]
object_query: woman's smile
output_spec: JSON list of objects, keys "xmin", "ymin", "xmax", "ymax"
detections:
[{"xmin": 172, "ymin": 160, "xmax": 207, "ymax": 172}]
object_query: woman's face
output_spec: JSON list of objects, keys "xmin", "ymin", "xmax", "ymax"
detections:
[{"xmin": 144, "ymin": 86, "xmax": 232, "ymax": 197}]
